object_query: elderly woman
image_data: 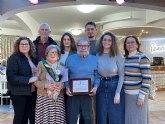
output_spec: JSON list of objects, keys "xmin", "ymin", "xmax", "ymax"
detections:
[
  {"xmin": 123, "ymin": 35, "xmax": 152, "ymax": 124},
  {"xmin": 96, "ymin": 32, "xmax": 125, "ymax": 124},
  {"xmin": 6, "ymin": 37, "xmax": 37, "ymax": 124},
  {"xmin": 34, "ymin": 45, "xmax": 68, "ymax": 124}
]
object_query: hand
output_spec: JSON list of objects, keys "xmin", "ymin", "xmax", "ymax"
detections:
[
  {"xmin": 29, "ymin": 76, "xmax": 38, "ymax": 83},
  {"xmin": 89, "ymin": 87, "xmax": 97, "ymax": 96},
  {"xmin": 52, "ymin": 83, "xmax": 62, "ymax": 92},
  {"xmin": 137, "ymin": 98, "xmax": 145, "ymax": 106},
  {"xmin": 45, "ymin": 83, "xmax": 54, "ymax": 90},
  {"xmin": 66, "ymin": 88, "xmax": 73, "ymax": 96},
  {"xmin": 114, "ymin": 93, "xmax": 120, "ymax": 104}
]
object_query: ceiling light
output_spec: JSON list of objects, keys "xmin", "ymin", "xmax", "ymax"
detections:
[
  {"xmin": 116, "ymin": 0, "xmax": 125, "ymax": 4},
  {"xmin": 29, "ymin": 0, "xmax": 39, "ymax": 5},
  {"xmin": 77, "ymin": 5, "xmax": 96, "ymax": 13},
  {"xmin": 71, "ymin": 29, "xmax": 82, "ymax": 36}
]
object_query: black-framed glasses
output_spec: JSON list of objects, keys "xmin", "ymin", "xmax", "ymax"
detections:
[
  {"xmin": 19, "ymin": 43, "xmax": 29, "ymax": 46},
  {"xmin": 77, "ymin": 45, "xmax": 89, "ymax": 48},
  {"xmin": 126, "ymin": 41, "xmax": 136, "ymax": 45}
]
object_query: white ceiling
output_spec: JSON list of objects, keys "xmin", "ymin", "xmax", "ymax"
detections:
[
  {"xmin": 1, "ymin": 3, "xmax": 165, "ymax": 40},
  {"xmin": 27, "ymin": 5, "xmax": 138, "ymax": 35}
]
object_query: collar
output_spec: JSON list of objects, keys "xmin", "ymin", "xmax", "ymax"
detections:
[{"xmin": 128, "ymin": 50, "xmax": 138, "ymax": 57}]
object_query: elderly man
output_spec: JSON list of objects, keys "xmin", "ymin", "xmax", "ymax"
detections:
[
  {"xmin": 65, "ymin": 38, "xmax": 100, "ymax": 124},
  {"xmin": 33, "ymin": 23, "xmax": 57, "ymax": 63},
  {"xmin": 30, "ymin": 23, "xmax": 57, "ymax": 124}
]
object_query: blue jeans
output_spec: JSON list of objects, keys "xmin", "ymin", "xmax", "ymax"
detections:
[{"xmin": 96, "ymin": 78, "xmax": 125, "ymax": 124}]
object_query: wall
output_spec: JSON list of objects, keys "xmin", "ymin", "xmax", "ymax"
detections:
[{"xmin": 140, "ymin": 37, "xmax": 165, "ymax": 63}]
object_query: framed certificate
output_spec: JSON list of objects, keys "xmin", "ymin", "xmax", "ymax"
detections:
[{"xmin": 70, "ymin": 78, "xmax": 92, "ymax": 95}]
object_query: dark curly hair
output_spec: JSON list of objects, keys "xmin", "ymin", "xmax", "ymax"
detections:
[{"xmin": 13, "ymin": 36, "xmax": 36, "ymax": 57}]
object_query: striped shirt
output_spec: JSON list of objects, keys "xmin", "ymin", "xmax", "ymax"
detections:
[{"xmin": 124, "ymin": 52, "xmax": 152, "ymax": 99}]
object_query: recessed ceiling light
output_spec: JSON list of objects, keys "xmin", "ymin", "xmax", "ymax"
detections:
[
  {"xmin": 29, "ymin": 0, "xmax": 39, "ymax": 5},
  {"xmin": 77, "ymin": 5, "xmax": 96, "ymax": 13},
  {"xmin": 116, "ymin": 0, "xmax": 125, "ymax": 5},
  {"xmin": 71, "ymin": 29, "xmax": 82, "ymax": 36}
]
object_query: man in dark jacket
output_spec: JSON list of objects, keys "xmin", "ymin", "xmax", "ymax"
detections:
[
  {"xmin": 30, "ymin": 23, "xmax": 57, "ymax": 124},
  {"xmin": 33, "ymin": 22, "xmax": 58, "ymax": 63}
]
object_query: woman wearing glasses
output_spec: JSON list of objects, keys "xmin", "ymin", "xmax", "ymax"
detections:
[
  {"xmin": 34, "ymin": 45, "xmax": 68, "ymax": 124},
  {"xmin": 123, "ymin": 35, "xmax": 152, "ymax": 124},
  {"xmin": 6, "ymin": 37, "xmax": 37, "ymax": 124}
]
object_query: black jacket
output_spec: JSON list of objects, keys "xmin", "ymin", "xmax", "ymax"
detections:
[
  {"xmin": 6, "ymin": 53, "xmax": 37, "ymax": 95},
  {"xmin": 33, "ymin": 36, "xmax": 58, "ymax": 63}
]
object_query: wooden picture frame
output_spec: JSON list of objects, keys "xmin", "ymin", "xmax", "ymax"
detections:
[{"xmin": 70, "ymin": 78, "xmax": 92, "ymax": 95}]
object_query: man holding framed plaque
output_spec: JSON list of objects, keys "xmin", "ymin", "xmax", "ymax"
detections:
[{"xmin": 65, "ymin": 38, "xmax": 100, "ymax": 124}]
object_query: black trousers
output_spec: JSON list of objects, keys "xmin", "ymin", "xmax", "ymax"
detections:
[
  {"xmin": 79, "ymin": 111, "xmax": 84, "ymax": 124},
  {"xmin": 11, "ymin": 95, "xmax": 33, "ymax": 124},
  {"xmin": 66, "ymin": 95, "xmax": 95, "ymax": 124},
  {"xmin": 29, "ymin": 91, "xmax": 37, "ymax": 124}
]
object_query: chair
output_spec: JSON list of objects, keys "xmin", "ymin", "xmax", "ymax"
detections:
[{"xmin": 0, "ymin": 81, "xmax": 12, "ymax": 108}]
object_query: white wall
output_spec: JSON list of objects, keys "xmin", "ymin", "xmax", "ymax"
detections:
[{"xmin": 140, "ymin": 37, "xmax": 165, "ymax": 63}]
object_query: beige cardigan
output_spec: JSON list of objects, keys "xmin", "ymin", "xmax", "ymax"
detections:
[{"xmin": 34, "ymin": 61, "xmax": 65, "ymax": 96}]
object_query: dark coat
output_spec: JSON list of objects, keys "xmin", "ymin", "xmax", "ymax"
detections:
[
  {"xmin": 6, "ymin": 53, "xmax": 37, "ymax": 95},
  {"xmin": 33, "ymin": 36, "xmax": 58, "ymax": 63}
]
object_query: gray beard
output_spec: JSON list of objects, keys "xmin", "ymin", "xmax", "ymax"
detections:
[{"xmin": 77, "ymin": 51, "xmax": 89, "ymax": 57}]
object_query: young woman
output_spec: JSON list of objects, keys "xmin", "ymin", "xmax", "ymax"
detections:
[
  {"xmin": 60, "ymin": 32, "xmax": 76, "ymax": 65},
  {"xmin": 123, "ymin": 35, "xmax": 152, "ymax": 124},
  {"xmin": 6, "ymin": 37, "xmax": 37, "ymax": 124},
  {"xmin": 34, "ymin": 45, "xmax": 68, "ymax": 124},
  {"xmin": 96, "ymin": 32, "xmax": 125, "ymax": 124}
]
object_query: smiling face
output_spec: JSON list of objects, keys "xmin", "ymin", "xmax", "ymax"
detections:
[
  {"xmin": 46, "ymin": 48, "xmax": 59, "ymax": 64},
  {"xmin": 19, "ymin": 40, "xmax": 30, "ymax": 55},
  {"xmin": 125, "ymin": 37, "xmax": 138, "ymax": 53},
  {"xmin": 63, "ymin": 35, "xmax": 71, "ymax": 47},
  {"xmin": 102, "ymin": 35, "xmax": 112, "ymax": 50}
]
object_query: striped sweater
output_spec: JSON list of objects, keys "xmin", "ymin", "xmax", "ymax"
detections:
[{"xmin": 124, "ymin": 52, "xmax": 152, "ymax": 99}]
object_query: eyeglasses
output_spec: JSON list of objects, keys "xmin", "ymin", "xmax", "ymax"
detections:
[
  {"xmin": 126, "ymin": 41, "xmax": 136, "ymax": 45},
  {"xmin": 48, "ymin": 51, "xmax": 58, "ymax": 55},
  {"xmin": 77, "ymin": 45, "xmax": 89, "ymax": 48},
  {"xmin": 19, "ymin": 43, "xmax": 29, "ymax": 46}
]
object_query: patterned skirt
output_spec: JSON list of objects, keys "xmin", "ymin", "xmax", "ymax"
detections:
[{"xmin": 35, "ymin": 95, "xmax": 66, "ymax": 124}]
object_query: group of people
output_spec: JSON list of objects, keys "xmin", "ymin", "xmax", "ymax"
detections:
[{"xmin": 6, "ymin": 21, "xmax": 152, "ymax": 124}]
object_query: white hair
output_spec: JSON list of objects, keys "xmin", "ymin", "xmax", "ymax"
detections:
[
  {"xmin": 76, "ymin": 37, "xmax": 89, "ymax": 46},
  {"xmin": 39, "ymin": 22, "xmax": 51, "ymax": 32}
]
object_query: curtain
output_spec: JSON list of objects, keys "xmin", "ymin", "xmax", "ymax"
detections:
[{"xmin": 0, "ymin": 35, "xmax": 19, "ymax": 60}]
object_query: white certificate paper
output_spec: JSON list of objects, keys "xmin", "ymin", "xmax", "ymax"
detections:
[{"xmin": 72, "ymin": 80, "xmax": 88, "ymax": 92}]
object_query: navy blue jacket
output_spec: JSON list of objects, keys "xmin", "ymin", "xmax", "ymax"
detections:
[{"xmin": 6, "ymin": 53, "xmax": 37, "ymax": 95}]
